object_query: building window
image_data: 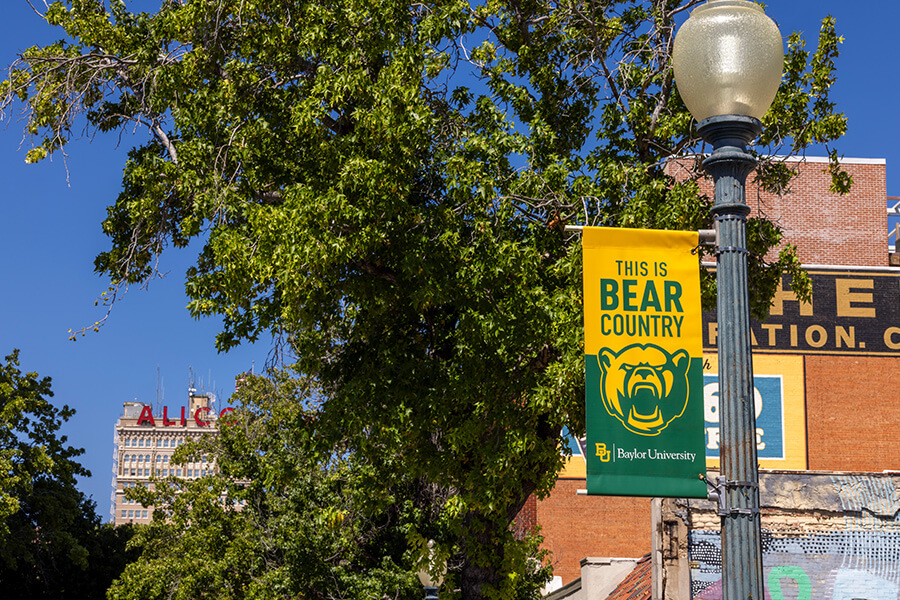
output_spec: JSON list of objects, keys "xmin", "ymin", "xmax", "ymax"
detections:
[
  {"xmin": 176, "ymin": 469, "xmax": 182, "ymax": 477},
  {"xmin": 142, "ymin": 510, "xmax": 148, "ymax": 518}
]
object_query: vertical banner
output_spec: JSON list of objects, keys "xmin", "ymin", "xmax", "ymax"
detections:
[{"xmin": 584, "ymin": 227, "xmax": 707, "ymax": 498}]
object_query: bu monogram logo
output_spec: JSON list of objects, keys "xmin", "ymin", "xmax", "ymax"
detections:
[
  {"xmin": 595, "ymin": 443, "xmax": 611, "ymax": 462},
  {"xmin": 597, "ymin": 344, "xmax": 691, "ymax": 436}
]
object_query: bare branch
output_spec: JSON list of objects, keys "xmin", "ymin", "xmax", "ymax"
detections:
[{"xmin": 151, "ymin": 121, "xmax": 178, "ymax": 164}]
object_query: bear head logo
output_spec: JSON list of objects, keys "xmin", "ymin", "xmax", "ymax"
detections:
[{"xmin": 598, "ymin": 344, "xmax": 691, "ymax": 436}]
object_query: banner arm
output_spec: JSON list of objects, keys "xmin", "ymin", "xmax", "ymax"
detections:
[{"xmin": 564, "ymin": 225, "xmax": 717, "ymax": 246}]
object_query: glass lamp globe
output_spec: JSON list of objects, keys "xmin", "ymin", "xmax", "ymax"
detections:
[
  {"xmin": 672, "ymin": 0, "xmax": 784, "ymax": 121},
  {"xmin": 416, "ymin": 541, "xmax": 446, "ymax": 589},
  {"xmin": 417, "ymin": 567, "xmax": 444, "ymax": 589}
]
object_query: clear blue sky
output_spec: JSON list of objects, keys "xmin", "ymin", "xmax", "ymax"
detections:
[{"xmin": 2, "ymin": 1, "xmax": 898, "ymax": 518}]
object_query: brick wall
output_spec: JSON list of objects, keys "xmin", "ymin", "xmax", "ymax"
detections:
[
  {"xmin": 805, "ymin": 354, "xmax": 900, "ymax": 472},
  {"xmin": 674, "ymin": 157, "xmax": 888, "ymax": 267},
  {"xmin": 744, "ymin": 158, "xmax": 887, "ymax": 267},
  {"xmin": 536, "ymin": 480, "xmax": 651, "ymax": 584}
]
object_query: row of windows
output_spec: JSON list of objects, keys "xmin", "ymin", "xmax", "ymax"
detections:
[
  {"xmin": 124, "ymin": 468, "xmax": 212, "ymax": 478},
  {"xmin": 121, "ymin": 510, "xmax": 149, "ymax": 519},
  {"xmin": 122, "ymin": 438, "xmax": 188, "ymax": 448},
  {"xmin": 123, "ymin": 454, "xmax": 152, "ymax": 462},
  {"xmin": 122, "ymin": 454, "xmax": 210, "ymax": 463}
]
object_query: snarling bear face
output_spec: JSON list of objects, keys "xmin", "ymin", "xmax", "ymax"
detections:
[{"xmin": 598, "ymin": 344, "xmax": 691, "ymax": 436}]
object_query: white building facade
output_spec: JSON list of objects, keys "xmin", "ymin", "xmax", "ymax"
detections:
[{"xmin": 111, "ymin": 392, "xmax": 232, "ymax": 524}]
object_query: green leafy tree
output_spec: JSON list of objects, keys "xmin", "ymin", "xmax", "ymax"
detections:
[
  {"xmin": 0, "ymin": 350, "xmax": 86, "ymax": 557},
  {"xmin": 2, "ymin": 1, "xmax": 847, "ymax": 598},
  {"xmin": 0, "ymin": 350, "xmax": 136, "ymax": 598},
  {"xmin": 109, "ymin": 373, "xmax": 550, "ymax": 600}
]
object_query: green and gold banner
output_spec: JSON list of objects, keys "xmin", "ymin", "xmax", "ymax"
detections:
[{"xmin": 584, "ymin": 227, "xmax": 707, "ymax": 498}]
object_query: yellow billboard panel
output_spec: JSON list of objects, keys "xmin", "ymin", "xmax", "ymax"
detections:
[{"xmin": 702, "ymin": 353, "xmax": 807, "ymax": 470}]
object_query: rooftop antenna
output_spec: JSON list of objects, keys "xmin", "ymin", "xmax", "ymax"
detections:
[
  {"xmin": 155, "ymin": 366, "xmax": 161, "ymax": 415},
  {"xmin": 189, "ymin": 366, "xmax": 196, "ymax": 396}
]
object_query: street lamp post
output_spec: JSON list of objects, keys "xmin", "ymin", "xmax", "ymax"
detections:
[{"xmin": 672, "ymin": 1, "xmax": 784, "ymax": 599}]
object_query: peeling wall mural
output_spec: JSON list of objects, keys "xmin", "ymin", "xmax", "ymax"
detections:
[{"xmin": 687, "ymin": 475, "xmax": 900, "ymax": 600}]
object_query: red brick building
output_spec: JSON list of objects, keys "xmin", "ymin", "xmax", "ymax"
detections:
[{"xmin": 533, "ymin": 157, "xmax": 900, "ymax": 585}]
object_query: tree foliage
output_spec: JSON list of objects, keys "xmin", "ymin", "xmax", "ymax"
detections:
[
  {"xmin": 0, "ymin": 350, "xmax": 136, "ymax": 598},
  {"xmin": 2, "ymin": 1, "xmax": 848, "ymax": 598},
  {"xmin": 110, "ymin": 373, "xmax": 549, "ymax": 600},
  {"xmin": 0, "ymin": 350, "xmax": 86, "ymax": 554}
]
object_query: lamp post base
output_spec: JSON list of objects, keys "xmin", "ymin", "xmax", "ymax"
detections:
[{"xmin": 423, "ymin": 586, "xmax": 439, "ymax": 600}]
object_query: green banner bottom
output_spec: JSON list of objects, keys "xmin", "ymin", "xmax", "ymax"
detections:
[
  {"xmin": 585, "ymin": 354, "xmax": 708, "ymax": 499},
  {"xmin": 585, "ymin": 467, "xmax": 708, "ymax": 498}
]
